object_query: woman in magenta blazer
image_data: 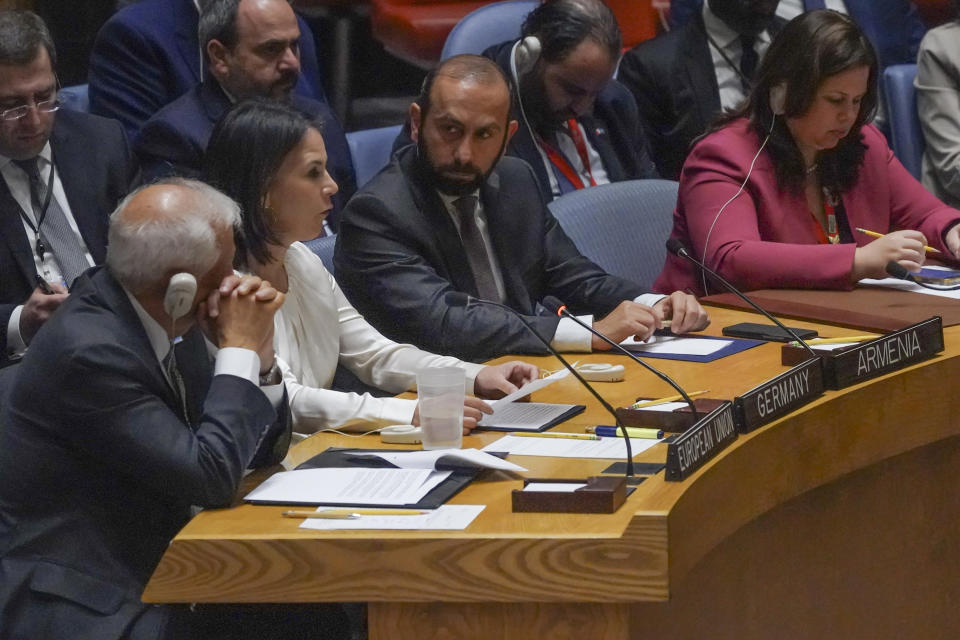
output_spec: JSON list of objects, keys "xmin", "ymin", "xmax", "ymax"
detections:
[{"xmin": 654, "ymin": 10, "xmax": 960, "ymax": 297}]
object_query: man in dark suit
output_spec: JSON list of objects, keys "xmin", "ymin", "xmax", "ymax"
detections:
[
  {"xmin": 0, "ymin": 179, "xmax": 346, "ymax": 639},
  {"xmin": 134, "ymin": 0, "xmax": 354, "ymax": 227},
  {"xmin": 88, "ymin": 0, "xmax": 328, "ymax": 141},
  {"xmin": 667, "ymin": 0, "xmax": 927, "ymax": 75},
  {"xmin": 619, "ymin": 0, "xmax": 783, "ymax": 179},
  {"xmin": 336, "ymin": 55, "xmax": 708, "ymax": 363},
  {"xmin": 0, "ymin": 11, "xmax": 136, "ymax": 361}
]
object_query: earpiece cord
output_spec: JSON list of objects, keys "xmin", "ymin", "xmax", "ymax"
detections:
[{"xmin": 699, "ymin": 113, "xmax": 776, "ymax": 295}]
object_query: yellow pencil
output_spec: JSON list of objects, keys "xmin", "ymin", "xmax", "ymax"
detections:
[
  {"xmin": 283, "ymin": 508, "xmax": 427, "ymax": 518},
  {"xmin": 510, "ymin": 431, "xmax": 599, "ymax": 440},
  {"xmin": 802, "ymin": 335, "xmax": 879, "ymax": 345},
  {"xmin": 855, "ymin": 227, "xmax": 941, "ymax": 254},
  {"xmin": 630, "ymin": 390, "xmax": 708, "ymax": 410}
]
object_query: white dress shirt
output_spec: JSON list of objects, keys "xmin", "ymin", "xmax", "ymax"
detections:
[
  {"xmin": 1, "ymin": 141, "xmax": 95, "ymax": 355},
  {"xmin": 703, "ymin": 0, "xmax": 774, "ymax": 111},
  {"xmin": 776, "ymin": 0, "xmax": 848, "ymax": 21},
  {"xmin": 441, "ymin": 190, "xmax": 665, "ymax": 352}
]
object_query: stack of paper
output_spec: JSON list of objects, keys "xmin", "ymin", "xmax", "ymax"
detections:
[
  {"xmin": 245, "ymin": 468, "xmax": 451, "ymax": 505},
  {"xmin": 298, "ymin": 505, "xmax": 486, "ymax": 531},
  {"xmin": 482, "ymin": 435, "xmax": 663, "ymax": 459}
]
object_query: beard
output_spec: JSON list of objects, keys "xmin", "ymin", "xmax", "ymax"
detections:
[{"xmin": 416, "ymin": 133, "xmax": 508, "ymax": 197}]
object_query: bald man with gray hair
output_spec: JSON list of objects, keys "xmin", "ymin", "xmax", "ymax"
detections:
[{"xmin": 0, "ymin": 179, "xmax": 348, "ymax": 638}]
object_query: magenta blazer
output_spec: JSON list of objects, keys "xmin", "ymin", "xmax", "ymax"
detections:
[{"xmin": 653, "ymin": 119, "xmax": 960, "ymax": 295}]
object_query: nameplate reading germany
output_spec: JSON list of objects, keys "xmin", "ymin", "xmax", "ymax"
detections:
[
  {"xmin": 665, "ymin": 402, "xmax": 737, "ymax": 482},
  {"xmin": 734, "ymin": 358, "xmax": 824, "ymax": 433},
  {"xmin": 829, "ymin": 316, "xmax": 943, "ymax": 389}
]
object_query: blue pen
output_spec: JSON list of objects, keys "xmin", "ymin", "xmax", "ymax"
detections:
[{"xmin": 591, "ymin": 425, "xmax": 664, "ymax": 439}]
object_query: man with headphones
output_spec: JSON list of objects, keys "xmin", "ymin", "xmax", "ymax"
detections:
[
  {"xmin": 336, "ymin": 55, "xmax": 709, "ymax": 363},
  {"xmin": 484, "ymin": 0, "xmax": 658, "ymax": 201},
  {"xmin": 0, "ymin": 179, "xmax": 349, "ymax": 638}
]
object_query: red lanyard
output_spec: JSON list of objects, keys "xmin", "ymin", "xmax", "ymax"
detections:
[
  {"xmin": 811, "ymin": 188, "xmax": 841, "ymax": 244},
  {"xmin": 537, "ymin": 119, "xmax": 598, "ymax": 190}
]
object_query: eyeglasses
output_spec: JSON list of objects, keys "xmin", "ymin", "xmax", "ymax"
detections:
[{"xmin": 0, "ymin": 98, "xmax": 61, "ymax": 122}]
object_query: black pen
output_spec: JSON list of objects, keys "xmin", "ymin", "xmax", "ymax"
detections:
[{"xmin": 35, "ymin": 276, "xmax": 54, "ymax": 295}]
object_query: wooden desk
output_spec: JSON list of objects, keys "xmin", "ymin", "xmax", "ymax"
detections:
[{"xmin": 143, "ymin": 307, "xmax": 960, "ymax": 639}]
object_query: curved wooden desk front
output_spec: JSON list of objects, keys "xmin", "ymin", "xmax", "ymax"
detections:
[{"xmin": 142, "ymin": 307, "xmax": 960, "ymax": 639}]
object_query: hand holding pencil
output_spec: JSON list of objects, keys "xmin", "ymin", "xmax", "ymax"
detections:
[{"xmin": 852, "ymin": 229, "xmax": 927, "ymax": 282}]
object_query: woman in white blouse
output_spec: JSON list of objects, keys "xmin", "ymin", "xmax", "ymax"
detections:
[{"xmin": 204, "ymin": 99, "xmax": 537, "ymax": 433}]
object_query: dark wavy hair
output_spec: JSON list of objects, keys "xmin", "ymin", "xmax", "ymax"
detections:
[
  {"xmin": 203, "ymin": 98, "xmax": 320, "ymax": 267},
  {"xmin": 717, "ymin": 10, "xmax": 878, "ymax": 195},
  {"xmin": 521, "ymin": 0, "xmax": 621, "ymax": 63}
]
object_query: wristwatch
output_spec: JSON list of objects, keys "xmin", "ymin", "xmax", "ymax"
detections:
[{"xmin": 259, "ymin": 357, "xmax": 281, "ymax": 386}]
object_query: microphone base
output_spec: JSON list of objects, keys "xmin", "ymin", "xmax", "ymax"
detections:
[{"xmin": 602, "ymin": 462, "xmax": 668, "ymax": 482}]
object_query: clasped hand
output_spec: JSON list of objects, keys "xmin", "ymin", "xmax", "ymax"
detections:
[{"xmin": 200, "ymin": 274, "xmax": 285, "ymax": 373}]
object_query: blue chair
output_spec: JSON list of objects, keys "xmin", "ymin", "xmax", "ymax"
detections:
[
  {"xmin": 346, "ymin": 124, "xmax": 402, "ymax": 190},
  {"xmin": 440, "ymin": 1, "xmax": 539, "ymax": 60},
  {"xmin": 59, "ymin": 84, "xmax": 90, "ymax": 113},
  {"xmin": 304, "ymin": 232, "xmax": 337, "ymax": 275},
  {"xmin": 883, "ymin": 64, "xmax": 923, "ymax": 180},
  {"xmin": 548, "ymin": 180, "xmax": 679, "ymax": 291}
]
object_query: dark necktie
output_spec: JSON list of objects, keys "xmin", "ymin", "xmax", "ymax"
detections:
[
  {"xmin": 805, "ymin": 0, "xmax": 827, "ymax": 9},
  {"xmin": 739, "ymin": 35, "xmax": 759, "ymax": 92},
  {"xmin": 163, "ymin": 346, "xmax": 192, "ymax": 427},
  {"xmin": 454, "ymin": 195, "xmax": 500, "ymax": 302},
  {"xmin": 13, "ymin": 157, "xmax": 90, "ymax": 288}
]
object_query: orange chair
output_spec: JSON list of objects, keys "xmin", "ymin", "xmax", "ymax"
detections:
[
  {"xmin": 605, "ymin": 0, "xmax": 663, "ymax": 50},
  {"xmin": 370, "ymin": 0, "xmax": 492, "ymax": 69},
  {"xmin": 913, "ymin": 0, "xmax": 955, "ymax": 27}
]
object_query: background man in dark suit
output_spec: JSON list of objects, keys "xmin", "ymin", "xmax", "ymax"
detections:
[
  {"xmin": 619, "ymin": 0, "xmax": 782, "ymax": 179},
  {"xmin": 667, "ymin": 0, "xmax": 927, "ymax": 74},
  {"xmin": 134, "ymin": 0, "xmax": 354, "ymax": 228},
  {"xmin": 0, "ymin": 179, "xmax": 345, "ymax": 639},
  {"xmin": 336, "ymin": 55, "xmax": 708, "ymax": 363},
  {"xmin": 88, "ymin": 0, "xmax": 328, "ymax": 141},
  {"xmin": 0, "ymin": 10, "xmax": 136, "ymax": 360}
]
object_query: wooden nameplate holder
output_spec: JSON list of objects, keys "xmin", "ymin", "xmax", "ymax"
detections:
[{"xmin": 511, "ymin": 476, "xmax": 628, "ymax": 513}]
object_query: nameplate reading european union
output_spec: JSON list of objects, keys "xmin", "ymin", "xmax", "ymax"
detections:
[
  {"xmin": 733, "ymin": 358, "xmax": 824, "ymax": 433},
  {"xmin": 829, "ymin": 316, "xmax": 943, "ymax": 389},
  {"xmin": 665, "ymin": 402, "xmax": 737, "ymax": 482}
]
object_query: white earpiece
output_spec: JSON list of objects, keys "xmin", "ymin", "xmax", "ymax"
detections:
[
  {"xmin": 770, "ymin": 83, "xmax": 787, "ymax": 116},
  {"xmin": 515, "ymin": 35, "xmax": 541, "ymax": 78},
  {"xmin": 163, "ymin": 273, "xmax": 197, "ymax": 322}
]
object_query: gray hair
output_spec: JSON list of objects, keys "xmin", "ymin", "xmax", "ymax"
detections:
[
  {"xmin": 0, "ymin": 10, "xmax": 56, "ymax": 67},
  {"xmin": 106, "ymin": 178, "xmax": 241, "ymax": 293}
]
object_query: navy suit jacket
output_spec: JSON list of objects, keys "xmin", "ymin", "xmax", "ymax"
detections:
[
  {"xmin": 334, "ymin": 145, "xmax": 645, "ymax": 362},
  {"xmin": 0, "ymin": 267, "xmax": 290, "ymax": 640},
  {"xmin": 0, "ymin": 109, "xmax": 136, "ymax": 356},
  {"xmin": 134, "ymin": 79, "xmax": 355, "ymax": 227},
  {"xmin": 88, "ymin": 0, "xmax": 327, "ymax": 141},
  {"xmin": 667, "ymin": 0, "xmax": 926, "ymax": 71}
]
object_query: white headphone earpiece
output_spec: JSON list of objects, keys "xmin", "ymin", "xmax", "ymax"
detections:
[
  {"xmin": 515, "ymin": 35, "xmax": 541, "ymax": 78},
  {"xmin": 770, "ymin": 83, "xmax": 787, "ymax": 116},
  {"xmin": 163, "ymin": 272, "xmax": 197, "ymax": 322}
]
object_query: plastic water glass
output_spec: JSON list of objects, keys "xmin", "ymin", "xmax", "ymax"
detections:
[{"xmin": 416, "ymin": 366, "xmax": 465, "ymax": 450}]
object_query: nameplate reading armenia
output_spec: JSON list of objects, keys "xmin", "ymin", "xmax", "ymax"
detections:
[
  {"xmin": 665, "ymin": 402, "xmax": 737, "ymax": 482},
  {"xmin": 829, "ymin": 317, "xmax": 943, "ymax": 389},
  {"xmin": 734, "ymin": 358, "xmax": 824, "ymax": 433}
]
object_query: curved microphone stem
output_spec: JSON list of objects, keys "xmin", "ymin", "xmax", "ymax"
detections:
[
  {"xmin": 886, "ymin": 261, "xmax": 960, "ymax": 291},
  {"xmin": 551, "ymin": 306, "xmax": 700, "ymax": 419},
  {"xmin": 452, "ymin": 294, "xmax": 635, "ymax": 477},
  {"xmin": 667, "ymin": 239, "xmax": 819, "ymax": 359}
]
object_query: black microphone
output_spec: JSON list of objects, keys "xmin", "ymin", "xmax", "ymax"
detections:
[
  {"xmin": 666, "ymin": 238, "xmax": 818, "ymax": 358},
  {"xmin": 541, "ymin": 296, "xmax": 700, "ymax": 419},
  {"xmin": 885, "ymin": 261, "xmax": 960, "ymax": 291},
  {"xmin": 445, "ymin": 292, "xmax": 638, "ymax": 479}
]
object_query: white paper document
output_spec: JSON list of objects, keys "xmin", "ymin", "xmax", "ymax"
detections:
[
  {"xmin": 298, "ymin": 505, "xmax": 486, "ymax": 531},
  {"xmin": 482, "ymin": 435, "xmax": 663, "ymax": 459},
  {"xmin": 477, "ymin": 402, "xmax": 578, "ymax": 431},
  {"xmin": 637, "ymin": 401, "xmax": 689, "ymax": 412},
  {"xmin": 620, "ymin": 335, "xmax": 731, "ymax": 356},
  {"xmin": 522, "ymin": 482, "xmax": 586, "ymax": 492},
  {"xmin": 245, "ymin": 468, "xmax": 451, "ymax": 505},
  {"xmin": 859, "ymin": 277, "xmax": 960, "ymax": 300},
  {"xmin": 354, "ymin": 448, "xmax": 527, "ymax": 472},
  {"xmin": 492, "ymin": 369, "xmax": 569, "ymax": 407}
]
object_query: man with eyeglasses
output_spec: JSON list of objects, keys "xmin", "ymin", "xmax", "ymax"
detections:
[{"xmin": 0, "ymin": 10, "xmax": 136, "ymax": 363}]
